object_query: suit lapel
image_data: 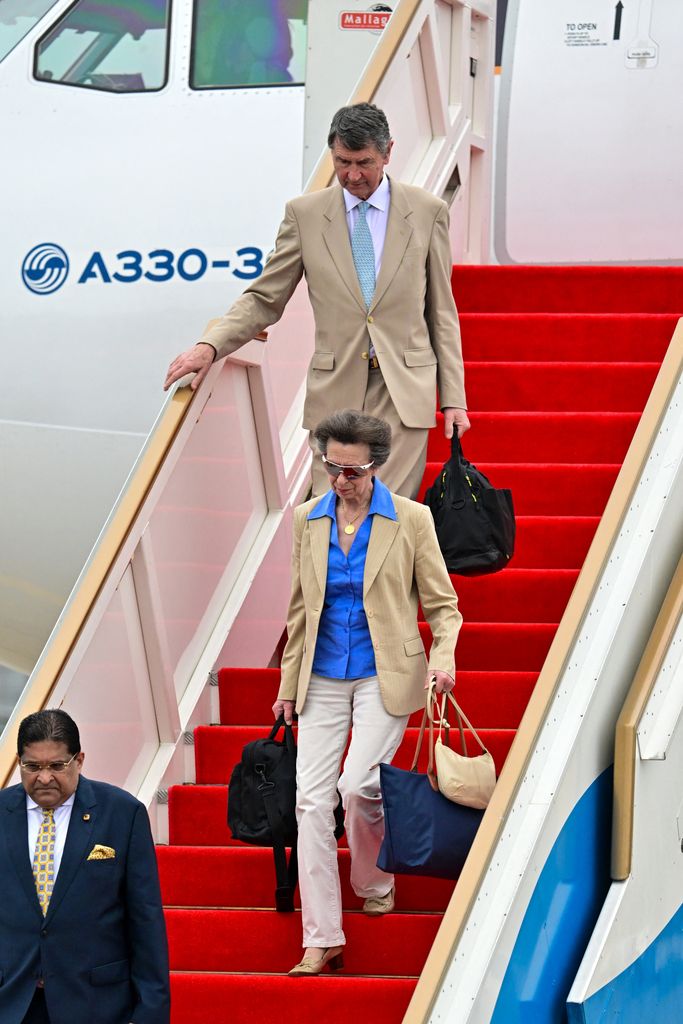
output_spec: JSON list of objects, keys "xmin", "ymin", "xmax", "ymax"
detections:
[
  {"xmin": 3, "ymin": 785, "xmax": 44, "ymax": 921},
  {"xmin": 308, "ymin": 515, "xmax": 332, "ymax": 596},
  {"xmin": 322, "ymin": 187, "xmax": 368, "ymax": 313},
  {"xmin": 363, "ymin": 514, "xmax": 400, "ymax": 598},
  {"xmin": 371, "ymin": 179, "xmax": 413, "ymax": 311},
  {"xmin": 44, "ymin": 776, "xmax": 97, "ymax": 924}
]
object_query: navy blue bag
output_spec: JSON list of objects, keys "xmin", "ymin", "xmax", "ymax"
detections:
[{"xmin": 376, "ymin": 699, "xmax": 485, "ymax": 880}]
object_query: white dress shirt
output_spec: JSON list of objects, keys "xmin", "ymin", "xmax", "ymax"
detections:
[
  {"xmin": 343, "ymin": 173, "xmax": 391, "ymax": 278},
  {"xmin": 26, "ymin": 793, "xmax": 75, "ymax": 878}
]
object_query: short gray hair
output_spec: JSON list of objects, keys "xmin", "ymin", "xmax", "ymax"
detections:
[
  {"xmin": 327, "ymin": 103, "xmax": 391, "ymax": 156},
  {"xmin": 313, "ymin": 409, "xmax": 392, "ymax": 467}
]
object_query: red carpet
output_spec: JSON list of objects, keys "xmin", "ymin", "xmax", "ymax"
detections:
[{"xmin": 158, "ymin": 266, "xmax": 682, "ymax": 1023}]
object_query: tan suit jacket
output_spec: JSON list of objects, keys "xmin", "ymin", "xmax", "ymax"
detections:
[
  {"xmin": 278, "ymin": 491, "xmax": 462, "ymax": 717},
  {"xmin": 200, "ymin": 178, "xmax": 466, "ymax": 429}
]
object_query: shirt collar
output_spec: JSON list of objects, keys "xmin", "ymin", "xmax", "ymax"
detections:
[
  {"xmin": 26, "ymin": 792, "xmax": 76, "ymax": 813},
  {"xmin": 307, "ymin": 477, "xmax": 397, "ymax": 522},
  {"xmin": 343, "ymin": 173, "xmax": 390, "ymax": 214}
]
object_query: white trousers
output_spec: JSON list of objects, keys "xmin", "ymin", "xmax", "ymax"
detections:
[{"xmin": 296, "ymin": 673, "xmax": 409, "ymax": 948}]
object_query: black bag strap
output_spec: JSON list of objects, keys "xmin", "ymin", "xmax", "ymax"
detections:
[{"xmin": 262, "ymin": 787, "xmax": 296, "ymax": 912}]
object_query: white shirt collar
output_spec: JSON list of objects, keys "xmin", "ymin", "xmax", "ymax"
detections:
[
  {"xmin": 343, "ymin": 173, "xmax": 390, "ymax": 213},
  {"xmin": 26, "ymin": 792, "xmax": 76, "ymax": 813}
]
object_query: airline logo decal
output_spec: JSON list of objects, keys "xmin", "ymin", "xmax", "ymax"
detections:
[
  {"xmin": 22, "ymin": 243, "xmax": 70, "ymax": 295},
  {"xmin": 20, "ymin": 244, "xmax": 264, "ymax": 293}
]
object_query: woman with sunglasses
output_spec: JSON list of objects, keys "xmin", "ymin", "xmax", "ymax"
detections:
[{"xmin": 273, "ymin": 409, "xmax": 462, "ymax": 976}]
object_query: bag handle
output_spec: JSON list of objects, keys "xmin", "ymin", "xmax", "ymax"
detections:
[
  {"xmin": 409, "ymin": 688, "xmax": 441, "ymax": 791},
  {"xmin": 269, "ymin": 715, "xmax": 296, "ymax": 755},
  {"xmin": 438, "ymin": 688, "xmax": 490, "ymax": 755}
]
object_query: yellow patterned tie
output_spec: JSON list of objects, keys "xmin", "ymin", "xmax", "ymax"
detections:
[{"xmin": 32, "ymin": 808, "xmax": 56, "ymax": 915}]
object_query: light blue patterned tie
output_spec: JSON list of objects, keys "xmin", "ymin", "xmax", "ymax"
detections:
[{"xmin": 351, "ymin": 200, "xmax": 376, "ymax": 308}]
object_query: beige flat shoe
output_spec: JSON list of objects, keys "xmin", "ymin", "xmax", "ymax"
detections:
[
  {"xmin": 362, "ymin": 885, "xmax": 395, "ymax": 916},
  {"xmin": 288, "ymin": 945, "xmax": 345, "ymax": 977}
]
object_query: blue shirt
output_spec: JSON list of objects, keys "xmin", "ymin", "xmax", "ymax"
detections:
[{"xmin": 309, "ymin": 477, "xmax": 397, "ymax": 680}]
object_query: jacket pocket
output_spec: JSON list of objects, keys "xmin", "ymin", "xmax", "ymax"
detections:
[
  {"xmin": 311, "ymin": 351, "xmax": 335, "ymax": 371},
  {"xmin": 404, "ymin": 636, "xmax": 426, "ymax": 657},
  {"xmin": 90, "ymin": 959, "xmax": 130, "ymax": 986},
  {"xmin": 403, "ymin": 348, "xmax": 437, "ymax": 368}
]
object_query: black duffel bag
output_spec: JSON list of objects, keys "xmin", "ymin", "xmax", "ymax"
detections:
[
  {"xmin": 228, "ymin": 715, "xmax": 344, "ymax": 912},
  {"xmin": 424, "ymin": 436, "xmax": 515, "ymax": 575}
]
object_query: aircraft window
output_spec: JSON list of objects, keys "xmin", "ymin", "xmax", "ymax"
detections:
[
  {"xmin": 34, "ymin": 0, "xmax": 171, "ymax": 92},
  {"xmin": 191, "ymin": 0, "xmax": 308, "ymax": 90},
  {"xmin": 0, "ymin": 0, "xmax": 59, "ymax": 64}
]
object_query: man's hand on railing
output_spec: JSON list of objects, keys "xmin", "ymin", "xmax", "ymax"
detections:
[
  {"xmin": 163, "ymin": 342, "xmax": 216, "ymax": 392},
  {"xmin": 272, "ymin": 699, "xmax": 295, "ymax": 725}
]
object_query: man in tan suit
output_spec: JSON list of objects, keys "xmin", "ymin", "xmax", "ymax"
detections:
[{"xmin": 164, "ymin": 103, "xmax": 469, "ymax": 497}]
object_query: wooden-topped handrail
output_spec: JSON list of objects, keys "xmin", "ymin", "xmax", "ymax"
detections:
[{"xmin": 612, "ymin": 553, "xmax": 683, "ymax": 880}]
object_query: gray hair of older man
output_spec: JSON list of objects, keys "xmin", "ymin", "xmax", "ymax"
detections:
[
  {"xmin": 313, "ymin": 409, "xmax": 392, "ymax": 467},
  {"xmin": 327, "ymin": 102, "xmax": 391, "ymax": 156}
]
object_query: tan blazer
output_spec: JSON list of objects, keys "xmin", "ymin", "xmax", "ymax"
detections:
[
  {"xmin": 278, "ymin": 491, "xmax": 462, "ymax": 717},
  {"xmin": 199, "ymin": 178, "xmax": 466, "ymax": 429}
]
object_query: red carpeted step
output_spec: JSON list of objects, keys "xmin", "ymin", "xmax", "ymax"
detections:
[
  {"xmin": 418, "ymin": 462, "xmax": 619, "ymax": 514},
  {"xmin": 218, "ymin": 667, "xmax": 283, "ymax": 726},
  {"xmin": 447, "ymin": 569, "xmax": 578, "ymax": 623},
  {"xmin": 217, "ymin": 668, "xmax": 535, "ymax": 730},
  {"xmin": 464, "ymin": 361, "xmax": 659, "ymax": 412},
  {"xmin": 170, "ymin": 973, "xmax": 417, "ymax": 1024},
  {"xmin": 427, "ymin": 412, "xmax": 639, "ymax": 464},
  {"xmin": 422, "ymin": 621, "xmax": 556, "ymax": 670},
  {"xmin": 158, "ymin": 846, "xmax": 455, "ymax": 912},
  {"xmin": 459, "ymin": 312, "xmax": 677, "ymax": 362},
  {"xmin": 165, "ymin": 908, "xmax": 440, "ymax": 976},
  {"xmin": 513, "ymin": 516, "xmax": 599, "ymax": 568},
  {"xmin": 452, "ymin": 265, "xmax": 683, "ymax": 313},
  {"xmin": 193, "ymin": 724, "xmax": 514, "ymax": 785}
]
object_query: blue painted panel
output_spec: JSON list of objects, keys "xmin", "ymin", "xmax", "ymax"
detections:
[
  {"xmin": 568, "ymin": 900, "xmax": 683, "ymax": 1023},
  {"xmin": 490, "ymin": 768, "xmax": 613, "ymax": 1024}
]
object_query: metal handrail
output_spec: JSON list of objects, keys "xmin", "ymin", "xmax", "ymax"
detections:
[{"xmin": 404, "ymin": 318, "xmax": 683, "ymax": 1023}]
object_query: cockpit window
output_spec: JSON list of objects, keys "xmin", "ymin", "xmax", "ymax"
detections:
[
  {"xmin": 0, "ymin": 0, "xmax": 59, "ymax": 64},
  {"xmin": 191, "ymin": 0, "xmax": 308, "ymax": 90},
  {"xmin": 34, "ymin": 0, "xmax": 171, "ymax": 92}
]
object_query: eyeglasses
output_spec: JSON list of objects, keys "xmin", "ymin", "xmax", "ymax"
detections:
[
  {"xmin": 19, "ymin": 752, "xmax": 79, "ymax": 774},
  {"xmin": 322, "ymin": 455, "xmax": 374, "ymax": 479}
]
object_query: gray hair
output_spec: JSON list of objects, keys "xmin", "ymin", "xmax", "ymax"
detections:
[
  {"xmin": 18, "ymin": 709, "xmax": 81, "ymax": 757},
  {"xmin": 313, "ymin": 409, "xmax": 392, "ymax": 467},
  {"xmin": 327, "ymin": 103, "xmax": 391, "ymax": 156}
]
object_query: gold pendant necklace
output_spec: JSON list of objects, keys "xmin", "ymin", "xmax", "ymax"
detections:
[{"xmin": 341, "ymin": 501, "xmax": 368, "ymax": 535}]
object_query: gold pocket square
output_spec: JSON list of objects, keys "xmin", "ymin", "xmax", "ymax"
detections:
[{"xmin": 87, "ymin": 844, "xmax": 116, "ymax": 861}]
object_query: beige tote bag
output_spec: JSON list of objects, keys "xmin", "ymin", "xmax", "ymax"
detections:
[{"xmin": 428, "ymin": 682, "xmax": 496, "ymax": 810}]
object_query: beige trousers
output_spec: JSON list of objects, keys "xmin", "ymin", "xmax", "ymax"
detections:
[
  {"xmin": 309, "ymin": 369, "xmax": 429, "ymax": 499},
  {"xmin": 296, "ymin": 674, "xmax": 409, "ymax": 948}
]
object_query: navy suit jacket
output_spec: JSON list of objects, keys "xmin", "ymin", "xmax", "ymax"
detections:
[{"xmin": 0, "ymin": 776, "xmax": 170, "ymax": 1024}]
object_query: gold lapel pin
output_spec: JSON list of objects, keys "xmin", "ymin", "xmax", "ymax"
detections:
[{"xmin": 82, "ymin": 813, "xmax": 91, "ymax": 821}]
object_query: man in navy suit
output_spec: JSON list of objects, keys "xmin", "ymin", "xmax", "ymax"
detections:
[{"xmin": 0, "ymin": 709, "xmax": 170, "ymax": 1024}]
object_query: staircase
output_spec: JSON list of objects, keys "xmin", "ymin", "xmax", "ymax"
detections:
[{"xmin": 157, "ymin": 266, "xmax": 679, "ymax": 1024}]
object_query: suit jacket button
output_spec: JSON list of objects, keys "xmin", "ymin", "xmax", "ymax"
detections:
[
  {"xmin": 361, "ymin": 351, "xmax": 369, "ymax": 360},
  {"xmin": 367, "ymin": 315, "xmax": 374, "ymax": 323},
  {"xmin": 41, "ymin": 929, "xmax": 47, "ymax": 937}
]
